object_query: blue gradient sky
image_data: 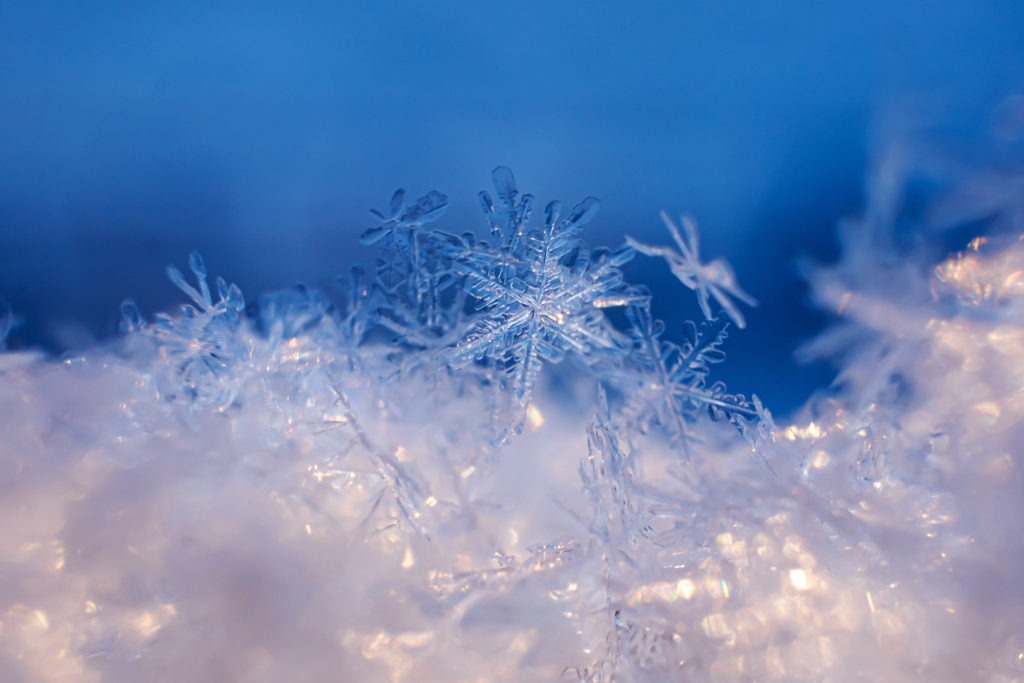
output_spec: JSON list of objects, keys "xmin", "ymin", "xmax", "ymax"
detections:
[{"xmin": 2, "ymin": 1, "xmax": 1024, "ymax": 414}]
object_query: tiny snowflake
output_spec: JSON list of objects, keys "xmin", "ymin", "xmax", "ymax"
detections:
[
  {"xmin": 144, "ymin": 252, "xmax": 247, "ymax": 408},
  {"xmin": 364, "ymin": 189, "xmax": 465, "ymax": 353},
  {"xmin": 628, "ymin": 212, "xmax": 756, "ymax": 328}
]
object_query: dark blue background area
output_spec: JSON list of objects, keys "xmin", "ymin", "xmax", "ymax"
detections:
[{"xmin": 2, "ymin": 1, "xmax": 1024, "ymax": 415}]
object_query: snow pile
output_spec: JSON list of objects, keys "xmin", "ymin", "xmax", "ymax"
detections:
[{"xmin": 1, "ymin": 157, "xmax": 1022, "ymax": 681}]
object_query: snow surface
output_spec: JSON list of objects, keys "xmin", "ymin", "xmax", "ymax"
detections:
[{"xmin": 1, "ymin": 157, "xmax": 1023, "ymax": 682}]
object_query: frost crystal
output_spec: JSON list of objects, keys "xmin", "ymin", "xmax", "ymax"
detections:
[
  {"xmin": 628, "ymin": 211, "xmax": 756, "ymax": 328},
  {"xmin": 580, "ymin": 386, "xmax": 647, "ymax": 549},
  {"xmin": 362, "ymin": 189, "xmax": 459, "ymax": 353},
  {"xmin": 450, "ymin": 167, "xmax": 644, "ymax": 408},
  {"xmin": 130, "ymin": 251, "xmax": 247, "ymax": 408},
  {"xmin": 619, "ymin": 302, "xmax": 756, "ymax": 456}
]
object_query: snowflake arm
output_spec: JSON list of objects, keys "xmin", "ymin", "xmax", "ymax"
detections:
[
  {"xmin": 479, "ymin": 165, "xmax": 534, "ymax": 252},
  {"xmin": 360, "ymin": 189, "xmax": 448, "ymax": 246}
]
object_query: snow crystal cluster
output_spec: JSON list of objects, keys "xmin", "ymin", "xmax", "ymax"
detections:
[{"xmin": 1, "ymin": 150, "xmax": 1023, "ymax": 682}]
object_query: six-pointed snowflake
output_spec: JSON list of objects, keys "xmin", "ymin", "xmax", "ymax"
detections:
[{"xmin": 448, "ymin": 170, "xmax": 642, "ymax": 406}]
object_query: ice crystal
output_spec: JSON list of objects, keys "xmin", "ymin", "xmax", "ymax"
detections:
[
  {"xmin": 256, "ymin": 283, "xmax": 332, "ymax": 341},
  {"xmin": 449, "ymin": 168, "xmax": 644, "ymax": 408},
  {"xmin": 362, "ymin": 189, "xmax": 461, "ymax": 353},
  {"xmin": 580, "ymin": 387, "xmax": 647, "ymax": 549},
  {"xmin": 628, "ymin": 212, "xmax": 756, "ymax": 328},
  {"xmin": 310, "ymin": 376, "xmax": 432, "ymax": 537},
  {"xmin": 479, "ymin": 165, "xmax": 534, "ymax": 253},
  {"xmin": 617, "ymin": 301, "xmax": 756, "ymax": 456},
  {"xmin": 126, "ymin": 250, "xmax": 247, "ymax": 408}
]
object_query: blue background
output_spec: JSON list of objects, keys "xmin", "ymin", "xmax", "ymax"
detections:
[{"xmin": 2, "ymin": 1, "xmax": 1024, "ymax": 415}]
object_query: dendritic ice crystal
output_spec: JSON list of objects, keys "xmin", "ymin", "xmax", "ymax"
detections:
[
  {"xmin": 1, "ymin": 153, "xmax": 1024, "ymax": 683},
  {"xmin": 449, "ymin": 169, "xmax": 645, "ymax": 410}
]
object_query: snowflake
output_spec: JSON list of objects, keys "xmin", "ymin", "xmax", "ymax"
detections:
[
  {"xmin": 360, "ymin": 188, "xmax": 449, "ymax": 248},
  {"xmin": 448, "ymin": 168, "xmax": 642, "ymax": 407},
  {"xmin": 627, "ymin": 212, "xmax": 756, "ymax": 328},
  {"xmin": 622, "ymin": 302, "xmax": 755, "ymax": 457},
  {"xmin": 363, "ymin": 189, "xmax": 466, "ymax": 353},
  {"xmin": 126, "ymin": 251, "xmax": 247, "ymax": 409}
]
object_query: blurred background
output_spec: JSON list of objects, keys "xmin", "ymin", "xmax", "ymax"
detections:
[{"xmin": 2, "ymin": 0, "xmax": 1024, "ymax": 415}]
